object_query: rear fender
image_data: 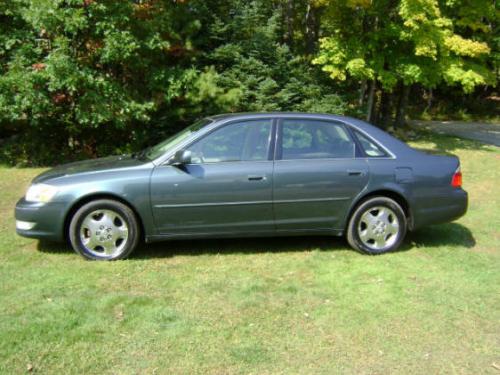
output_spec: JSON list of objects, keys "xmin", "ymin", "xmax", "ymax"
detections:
[{"xmin": 342, "ymin": 182, "xmax": 413, "ymax": 233}]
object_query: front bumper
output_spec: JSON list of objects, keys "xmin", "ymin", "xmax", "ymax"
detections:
[{"xmin": 15, "ymin": 198, "xmax": 69, "ymax": 242}]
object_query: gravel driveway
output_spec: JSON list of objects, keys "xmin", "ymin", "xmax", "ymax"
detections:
[{"xmin": 410, "ymin": 120, "xmax": 500, "ymax": 147}]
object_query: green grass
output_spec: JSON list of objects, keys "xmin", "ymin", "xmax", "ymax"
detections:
[{"xmin": 1, "ymin": 132, "xmax": 499, "ymax": 374}]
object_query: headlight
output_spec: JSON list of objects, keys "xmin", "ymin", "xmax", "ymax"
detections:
[{"xmin": 25, "ymin": 184, "xmax": 59, "ymax": 203}]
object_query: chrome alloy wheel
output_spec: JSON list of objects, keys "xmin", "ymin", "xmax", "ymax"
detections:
[
  {"xmin": 79, "ymin": 209, "xmax": 129, "ymax": 257},
  {"xmin": 357, "ymin": 206, "xmax": 400, "ymax": 250}
]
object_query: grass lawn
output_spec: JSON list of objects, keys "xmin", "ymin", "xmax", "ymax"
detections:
[{"xmin": 0, "ymin": 132, "xmax": 499, "ymax": 374}]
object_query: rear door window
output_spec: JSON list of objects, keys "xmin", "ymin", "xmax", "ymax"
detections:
[{"xmin": 280, "ymin": 119, "xmax": 355, "ymax": 160}]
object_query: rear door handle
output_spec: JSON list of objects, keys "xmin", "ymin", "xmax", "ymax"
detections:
[
  {"xmin": 248, "ymin": 175, "xmax": 266, "ymax": 181},
  {"xmin": 347, "ymin": 170, "xmax": 365, "ymax": 176}
]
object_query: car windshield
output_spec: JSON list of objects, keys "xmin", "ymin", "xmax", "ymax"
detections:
[{"xmin": 143, "ymin": 118, "xmax": 213, "ymax": 160}]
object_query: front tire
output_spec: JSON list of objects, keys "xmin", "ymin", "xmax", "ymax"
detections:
[
  {"xmin": 69, "ymin": 199, "xmax": 140, "ymax": 260},
  {"xmin": 347, "ymin": 196, "xmax": 407, "ymax": 255}
]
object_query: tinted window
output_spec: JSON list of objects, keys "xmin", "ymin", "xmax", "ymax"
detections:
[
  {"xmin": 353, "ymin": 130, "xmax": 388, "ymax": 157},
  {"xmin": 281, "ymin": 119, "xmax": 355, "ymax": 160},
  {"xmin": 187, "ymin": 120, "xmax": 272, "ymax": 163}
]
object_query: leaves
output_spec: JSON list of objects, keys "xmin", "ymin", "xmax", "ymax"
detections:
[
  {"xmin": 0, "ymin": 0, "xmax": 496, "ymax": 165},
  {"xmin": 314, "ymin": 0, "xmax": 495, "ymax": 92},
  {"xmin": 444, "ymin": 35, "xmax": 491, "ymax": 58}
]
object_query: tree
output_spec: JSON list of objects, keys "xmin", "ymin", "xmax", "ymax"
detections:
[
  {"xmin": 0, "ymin": 0, "xmax": 496, "ymax": 165},
  {"xmin": 196, "ymin": 0, "xmax": 349, "ymax": 113},
  {"xmin": 0, "ymin": 0, "xmax": 237, "ymax": 164},
  {"xmin": 313, "ymin": 0, "xmax": 496, "ymax": 126},
  {"xmin": 0, "ymin": 0, "xmax": 345, "ymax": 165}
]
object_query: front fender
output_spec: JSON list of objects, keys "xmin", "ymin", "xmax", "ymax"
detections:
[{"xmin": 52, "ymin": 169, "xmax": 155, "ymax": 239}]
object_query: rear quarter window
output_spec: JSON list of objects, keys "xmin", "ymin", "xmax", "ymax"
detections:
[{"xmin": 353, "ymin": 129, "xmax": 388, "ymax": 157}]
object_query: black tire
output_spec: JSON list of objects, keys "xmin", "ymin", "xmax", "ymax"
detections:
[
  {"xmin": 69, "ymin": 199, "xmax": 140, "ymax": 260},
  {"xmin": 346, "ymin": 196, "xmax": 407, "ymax": 255}
]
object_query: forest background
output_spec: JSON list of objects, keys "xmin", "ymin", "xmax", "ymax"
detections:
[{"xmin": 0, "ymin": 0, "xmax": 497, "ymax": 165}]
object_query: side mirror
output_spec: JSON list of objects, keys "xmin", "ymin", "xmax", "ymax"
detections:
[{"xmin": 170, "ymin": 149, "xmax": 192, "ymax": 166}]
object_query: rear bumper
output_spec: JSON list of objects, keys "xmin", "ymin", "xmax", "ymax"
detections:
[
  {"xmin": 412, "ymin": 188, "xmax": 468, "ymax": 230},
  {"xmin": 15, "ymin": 199, "xmax": 69, "ymax": 242}
]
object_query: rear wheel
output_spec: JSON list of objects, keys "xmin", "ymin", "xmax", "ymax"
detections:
[
  {"xmin": 347, "ymin": 196, "xmax": 407, "ymax": 254},
  {"xmin": 69, "ymin": 199, "xmax": 140, "ymax": 260}
]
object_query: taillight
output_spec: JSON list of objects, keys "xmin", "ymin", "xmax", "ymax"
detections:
[{"xmin": 451, "ymin": 167, "xmax": 462, "ymax": 188}]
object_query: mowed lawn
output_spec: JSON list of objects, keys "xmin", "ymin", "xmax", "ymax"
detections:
[{"xmin": 0, "ymin": 132, "xmax": 499, "ymax": 374}]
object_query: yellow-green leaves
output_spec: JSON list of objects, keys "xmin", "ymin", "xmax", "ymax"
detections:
[
  {"xmin": 444, "ymin": 35, "xmax": 490, "ymax": 58},
  {"xmin": 315, "ymin": 0, "xmax": 495, "ymax": 95},
  {"xmin": 313, "ymin": 37, "xmax": 374, "ymax": 81},
  {"xmin": 444, "ymin": 63, "xmax": 494, "ymax": 93},
  {"xmin": 399, "ymin": 0, "xmax": 441, "ymax": 24},
  {"xmin": 346, "ymin": 58, "xmax": 375, "ymax": 80},
  {"xmin": 414, "ymin": 40, "xmax": 438, "ymax": 59},
  {"xmin": 313, "ymin": 37, "xmax": 347, "ymax": 80}
]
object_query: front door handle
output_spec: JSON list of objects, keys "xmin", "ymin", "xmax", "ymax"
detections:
[
  {"xmin": 248, "ymin": 175, "xmax": 266, "ymax": 181},
  {"xmin": 347, "ymin": 169, "xmax": 365, "ymax": 176}
]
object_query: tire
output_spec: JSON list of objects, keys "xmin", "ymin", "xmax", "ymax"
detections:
[
  {"xmin": 346, "ymin": 196, "xmax": 407, "ymax": 255},
  {"xmin": 69, "ymin": 199, "xmax": 140, "ymax": 260}
]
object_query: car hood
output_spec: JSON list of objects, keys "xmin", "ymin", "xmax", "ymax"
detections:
[{"xmin": 32, "ymin": 155, "xmax": 150, "ymax": 184}]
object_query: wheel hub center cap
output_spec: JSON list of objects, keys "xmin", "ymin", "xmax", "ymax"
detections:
[
  {"xmin": 95, "ymin": 226, "xmax": 113, "ymax": 242},
  {"xmin": 372, "ymin": 220, "xmax": 386, "ymax": 234}
]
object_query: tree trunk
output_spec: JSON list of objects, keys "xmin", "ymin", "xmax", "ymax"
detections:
[
  {"xmin": 284, "ymin": 0, "xmax": 294, "ymax": 48},
  {"xmin": 366, "ymin": 80, "xmax": 376, "ymax": 122},
  {"xmin": 379, "ymin": 90, "xmax": 392, "ymax": 129},
  {"xmin": 424, "ymin": 88, "xmax": 433, "ymax": 112},
  {"xmin": 305, "ymin": 2, "xmax": 319, "ymax": 54},
  {"xmin": 395, "ymin": 84, "xmax": 410, "ymax": 126},
  {"xmin": 359, "ymin": 80, "xmax": 367, "ymax": 106}
]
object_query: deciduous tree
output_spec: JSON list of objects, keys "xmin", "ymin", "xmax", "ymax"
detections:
[{"xmin": 313, "ymin": 0, "xmax": 495, "ymax": 126}]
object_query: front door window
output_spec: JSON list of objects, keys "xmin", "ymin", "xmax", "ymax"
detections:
[{"xmin": 187, "ymin": 120, "xmax": 272, "ymax": 163}]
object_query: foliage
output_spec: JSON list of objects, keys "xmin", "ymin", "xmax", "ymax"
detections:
[
  {"xmin": 0, "ymin": 0, "xmax": 239, "ymax": 164},
  {"xmin": 314, "ymin": 0, "xmax": 494, "ymax": 90},
  {"xmin": 0, "ymin": 0, "xmax": 497, "ymax": 165},
  {"xmin": 313, "ymin": 0, "xmax": 497, "ymax": 124},
  {"xmin": 202, "ymin": 1, "xmax": 346, "ymax": 115}
]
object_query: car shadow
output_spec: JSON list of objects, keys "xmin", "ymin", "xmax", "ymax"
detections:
[
  {"xmin": 36, "ymin": 235, "xmax": 351, "ymax": 257},
  {"xmin": 36, "ymin": 222, "xmax": 475, "ymax": 258},
  {"xmin": 37, "ymin": 240, "xmax": 73, "ymax": 254},
  {"xmin": 134, "ymin": 235, "xmax": 349, "ymax": 259},
  {"xmin": 400, "ymin": 222, "xmax": 475, "ymax": 251}
]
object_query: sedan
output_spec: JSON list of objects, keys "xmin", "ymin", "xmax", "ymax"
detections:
[{"xmin": 15, "ymin": 113, "xmax": 468, "ymax": 260}]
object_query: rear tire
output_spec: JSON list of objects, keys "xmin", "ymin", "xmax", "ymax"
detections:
[
  {"xmin": 347, "ymin": 196, "xmax": 407, "ymax": 255},
  {"xmin": 69, "ymin": 199, "xmax": 140, "ymax": 260}
]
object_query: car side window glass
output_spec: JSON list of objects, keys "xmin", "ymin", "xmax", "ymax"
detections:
[
  {"xmin": 187, "ymin": 120, "xmax": 272, "ymax": 164},
  {"xmin": 281, "ymin": 119, "xmax": 355, "ymax": 160},
  {"xmin": 353, "ymin": 130, "xmax": 388, "ymax": 157}
]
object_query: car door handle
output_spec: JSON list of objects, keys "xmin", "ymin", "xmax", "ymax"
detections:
[
  {"xmin": 347, "ymin": 170, "xmax": 365, "ymax": 176},
  {"xmin": 248, "ymin": 175, "xmax": 266, "ymax": 181}
]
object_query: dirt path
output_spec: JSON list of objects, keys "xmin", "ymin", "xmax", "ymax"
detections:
[{"xmin": 410, "ymin": 120, "xmax": 500, "ymax": 147}]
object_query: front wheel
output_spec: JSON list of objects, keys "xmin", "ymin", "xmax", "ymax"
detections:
[
  {"xmin": 69, "ymin": 199, "xmax": 140, "ymax": 260},
  {"xmin": 346, "ymin": 196, "xmax": 407, "ymax": 255}
]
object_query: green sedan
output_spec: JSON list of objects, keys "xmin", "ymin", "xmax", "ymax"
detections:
[{"xmin": 15, "ymin": 113, "xmax": 467, "ymax": 260}]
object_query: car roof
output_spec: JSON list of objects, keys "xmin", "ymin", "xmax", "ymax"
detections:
[{"xmin": 207, "ymin": 112, "xmax": 348, "ymax": 122}]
